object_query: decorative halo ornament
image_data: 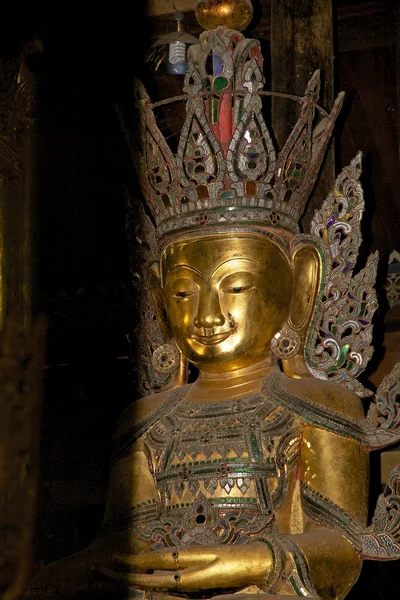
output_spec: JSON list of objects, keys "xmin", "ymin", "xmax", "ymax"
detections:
[
  {"xmin": 151, "ymin": 343, "xmax": 180, "ymax": 375},
  {"xmin": 271, "ymin": 328, "xmax": 301, "ymax": 360}
]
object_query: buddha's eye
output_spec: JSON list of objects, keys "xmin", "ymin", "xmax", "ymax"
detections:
[
  {"xmin": 221, "ymin": 272, "xmax": 256, "ymax": 294},
  {"xmin": 166, "ymin": 276, "xmax": 197, "ymax": 300},
  {"xmin": 173, "ymin": 290, "xmax": 195, "ymax": 299},
  {"xmin": 225, "ymin": 284, "xmax": 254, "ymax": 294}
]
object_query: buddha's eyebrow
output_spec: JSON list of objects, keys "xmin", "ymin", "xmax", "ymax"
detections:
[
  {"xmin": 167, "ymin": 264, "xmax": 204, "ymax": 279},
  {"xmin": 210, "ymin": 257, "xmax": 260, "ymax": 278}
]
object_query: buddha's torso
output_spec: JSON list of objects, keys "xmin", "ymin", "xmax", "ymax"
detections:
[
  {"xmin": 136, "ymin": 385, "xmax": 301, "ymax": 549},
  {"xmin": 24, "ymin": 372, "xmax": 369, "ymax": 600}
]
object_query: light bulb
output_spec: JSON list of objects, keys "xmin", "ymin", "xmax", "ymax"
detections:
[{"xmin": 169, "ymin": 41, "xmax": 186, "ymax": 65}]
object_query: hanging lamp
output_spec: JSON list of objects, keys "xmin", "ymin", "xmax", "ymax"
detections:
[{"xmin": 147, "ymin": 12, "xmax": 198, "ymax": 75}]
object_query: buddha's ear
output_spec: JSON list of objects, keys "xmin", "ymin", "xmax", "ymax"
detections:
[
  {"xmin": 147, "ymin": 260, "xmax": 174, "ymax": 342},
  {"xmin": 148, "ymin": 261, "xmax": 188, "ymax": 389},
  {"xmin": 281, "ymin": 243, "xmax": 322, "ymax": 379}
]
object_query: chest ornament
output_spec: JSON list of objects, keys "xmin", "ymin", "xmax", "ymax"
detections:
[{"xmin": 134, "ymin": 493, "xmax": 274, "ymax": 550}]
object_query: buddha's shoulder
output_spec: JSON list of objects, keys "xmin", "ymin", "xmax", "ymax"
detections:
[
  {"xmin": 113, "ymin": 387, "xmax": 185, "ymax": 440},
  {"xmin": 284, "ymin": 375, "xmax": 364, "ymax": 423}
]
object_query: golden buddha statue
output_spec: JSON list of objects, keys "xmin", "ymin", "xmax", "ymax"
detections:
[{"xmin": 25, "ymin": 1, "xmax": 400, "ymax": 599}]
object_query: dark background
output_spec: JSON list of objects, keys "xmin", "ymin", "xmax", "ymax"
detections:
[
  {"xmin": 2, "ymin": 1, "xmax": 400, "ymax": 598},
  {"xmin": 1, "ymin": 4, "xmax": 150, "ymax": 567}
]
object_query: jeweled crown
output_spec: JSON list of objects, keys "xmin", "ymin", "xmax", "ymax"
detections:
[{"xmin": 133, "ymin": 24, "xmax": 344, "ymax": 244}]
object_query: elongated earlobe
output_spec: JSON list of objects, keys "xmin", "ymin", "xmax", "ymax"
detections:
[
  {"xmin": 281, "ymin": 244, "xmax": 321, "ymax": 378},
  {"xmin": 148, "ymin": 261, "xmax": 188, "ymax": 389}
]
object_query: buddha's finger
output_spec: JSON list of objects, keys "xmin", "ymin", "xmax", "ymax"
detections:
[
  {"xmin": 113, "ymin": 547, "xmax": 217, "ymax": 571},
  {"xmin": 112, "ymin": 562, "xmax": 243, "ymax": 592},
  {"xmin": 93, "ymin": 569, "xmax": 200, "ymax": 590}
]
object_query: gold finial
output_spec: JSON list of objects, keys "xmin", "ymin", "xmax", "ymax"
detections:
[{"xmin": 195, "ymin": 0, "xmax": 253, "ymax": 32}]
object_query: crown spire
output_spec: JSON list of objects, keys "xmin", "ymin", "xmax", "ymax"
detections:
[{"xmin": 195, "ymin": 0, "xmax": 253, "ymax": 31}]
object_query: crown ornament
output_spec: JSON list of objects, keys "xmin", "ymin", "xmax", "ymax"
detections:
[{"xmin": 133, "ymin": 24, "xmax": 344, "ymax": 246}]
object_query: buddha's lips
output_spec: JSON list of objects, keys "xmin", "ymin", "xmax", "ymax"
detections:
[{"xmin": 191, "ymin": 331, "xmax": 233, "ymax": 345}]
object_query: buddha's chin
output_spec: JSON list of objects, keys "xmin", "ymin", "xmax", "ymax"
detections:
[
  {"xmin": 177, "ymin": 332, "xmax": 270, "ymax": 371},
  {"xmin": 183, "ymin": 337, "xmax": 240, "ymax": 363},
  {"xmin": 187, "ymin": 349, "xmax": 268, "ymax": 374}
]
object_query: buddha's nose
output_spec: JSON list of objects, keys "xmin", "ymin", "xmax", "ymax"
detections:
[{"xmin": 194, "ymin": 286, "xmax": 226, "ymax": 330}]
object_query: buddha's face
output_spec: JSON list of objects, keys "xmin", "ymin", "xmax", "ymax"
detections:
[{"xmin": 161, "ymin": 233, "xmax": 293, "ymax": 373}]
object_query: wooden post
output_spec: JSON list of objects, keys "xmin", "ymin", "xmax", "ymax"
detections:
[
  {"xmin": 0, "ymin": 42, "xmax": 40, "ymax": 333},
  {"xmin": 0, "ymin": 41, "xmax": 46, "ymax": 598},
  {"xmin": 396, "ymin": 5, "xmax": 400, "ymax": 173},
  {"xmin": 271, "ymin": 0, "xmax": 335, "ymax": 228}
]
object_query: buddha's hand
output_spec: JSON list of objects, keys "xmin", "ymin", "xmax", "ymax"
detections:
[{"xmin": 94, "ymin": 543, "xmax": 274, "ymax": 594}]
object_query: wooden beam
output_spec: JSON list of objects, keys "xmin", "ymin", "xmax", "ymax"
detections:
[
  {"xmin": 339, "ymin": 47, "xmax": 400, "ymax": 255},
  {"xmin": 271, "ymin": 0, "xmax": 335, "ymax": 228},
  {"xmin": 147, "ymin": 0, "xmax": 195, "ymax": 17},
  {"xmin": 255, "ymin": 1, "xmax": 395, "ymax": 52},
  {"xmin": 337, "ymin": 0, "xmax": 395, "ymax": 52},
  {"xmin": 271, "ymin": 0, "xmax": 334, "ymax": 144}
]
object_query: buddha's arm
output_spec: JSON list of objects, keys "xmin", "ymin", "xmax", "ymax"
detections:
[
  {"xmin": 97, "ymin": 394, "xmax": 171, "ymax": 555},
  {"xmin": 278, "ymin": 424, "xmax": 369, "ymax": 599},
  {"xmin": 24, "ymin": 412, "xmax": 161, "ymax": 595},
  {"xmin": 100, "ymin": 435, "xmax": 160, "ymax": 555}
]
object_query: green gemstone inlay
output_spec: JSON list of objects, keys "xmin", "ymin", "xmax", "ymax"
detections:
[
  {"xmin": 289, "ymin": 576, "xmax": 302, "ymax": 596},
  {"xmin": 250, "ymin": 432, "xmax": 260, "ymax": 460},
  {"xmin": 338, "ymin": 343, "xmax": 350, "ymax": 368},
  {"xmin": 220, "ymin": 190, "xmax": 235, "ymax": 199},
  {"xmin": 214, "ymin": 76, "xmax": 229, "ymax": 91}
]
